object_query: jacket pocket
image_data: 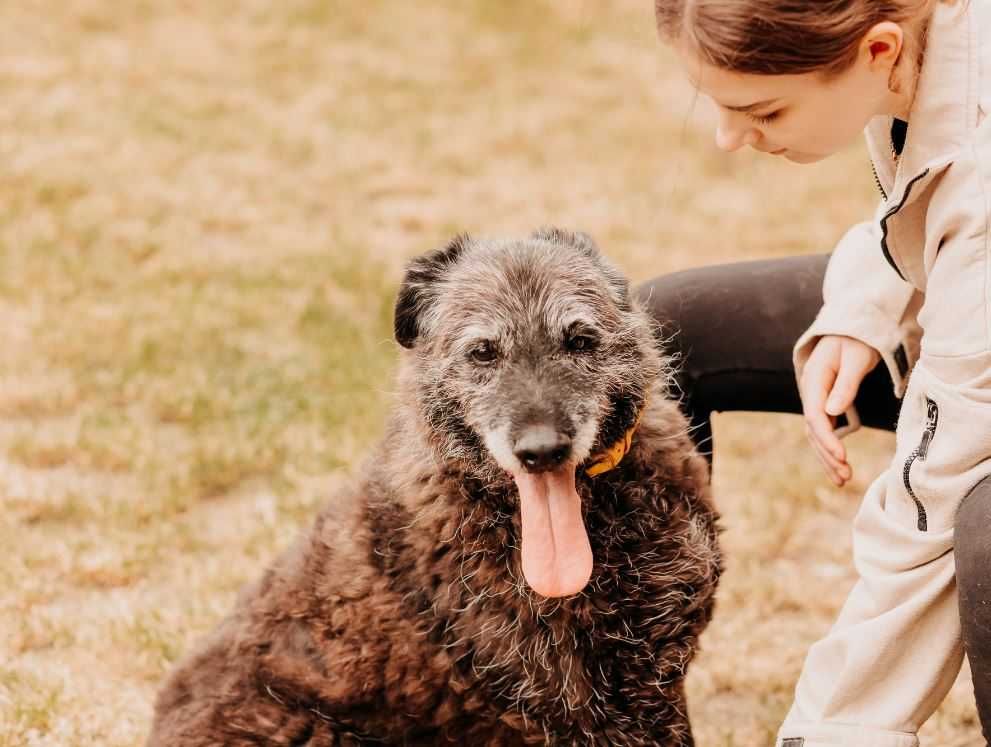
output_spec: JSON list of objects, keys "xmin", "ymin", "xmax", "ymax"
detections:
[{"xmin": 902, "ymin": 396, "xmax": 939, "ymax": 531}]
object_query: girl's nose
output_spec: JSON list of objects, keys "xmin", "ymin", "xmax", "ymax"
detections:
[{"xmin": 715, "ymin": 112, "xmax": 760, "ymax": 152}]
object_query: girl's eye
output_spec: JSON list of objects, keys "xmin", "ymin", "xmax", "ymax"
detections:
[
  {"xmin": 468, "ymin": 341, "xmax": 498, "ymax": 364},
  {"xmin": 747, "ymin": 110, "xmax": 780, "ymax": 126}
]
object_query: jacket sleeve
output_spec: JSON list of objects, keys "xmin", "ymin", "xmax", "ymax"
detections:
[{"xmin": 792, "ymin": 200, "xmax": 923, "ymax": 399}]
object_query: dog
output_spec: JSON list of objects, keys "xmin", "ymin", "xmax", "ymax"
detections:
[{"xmin": 148, "ymin": 228, "xmax": 722, "ymax": 746}]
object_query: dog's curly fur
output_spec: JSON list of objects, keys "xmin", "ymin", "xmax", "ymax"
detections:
[{"xmin": 148, "ymin": 229, "xmax": 722, "ymax": 746}]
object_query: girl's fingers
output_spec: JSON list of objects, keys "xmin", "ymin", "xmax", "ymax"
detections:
[
  {"xmin": 811, "ymin": 446, "xmax": 843, "ymax": 487},
  {"xmin": 800, "ymin": 347, "xmax": 845, "ymax": 462},
  {"xmin": 825, "ymin": 361, "xmax": 862, "ymax": 418},
  {"xmin": 806, "ymin": 432, "xmax": 840, "ymax": 485},
  {"xmin": 800, "ymin": 336, "xmax": 871, "ymax": 485},
  {"xmin": 805, "ymin": 383, "xmax": 850, "ymax": 472},
  {"xmin": 805, "ymin": 405, "xmax": 846, "ymax": 461},
  {"xmin": 806, "ymin": 423, "xmax": 852, "ymax": 485}
]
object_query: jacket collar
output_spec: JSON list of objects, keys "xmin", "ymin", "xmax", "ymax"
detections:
[{"xmin": 865, "ymin": 0, "xmax": 978, "ymax": 196}]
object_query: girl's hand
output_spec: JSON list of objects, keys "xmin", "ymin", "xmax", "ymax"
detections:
[{"xmin": 799, "ymin": 335, "xmax": 881, "ymax": 487}]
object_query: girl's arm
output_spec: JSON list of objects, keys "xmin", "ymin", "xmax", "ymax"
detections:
[{"xmin": 792, "ymin": 201, "xmax": 922, "ymax": 400}]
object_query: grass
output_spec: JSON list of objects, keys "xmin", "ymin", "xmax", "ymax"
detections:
[{"xmin": 0, "ymin": 1, "xmax": 982, "ymax": 744}]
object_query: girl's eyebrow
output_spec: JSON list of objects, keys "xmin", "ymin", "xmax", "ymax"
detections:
[{"xmin": 722, "ymin": 98, "xmax": 781, "ymax": 113}]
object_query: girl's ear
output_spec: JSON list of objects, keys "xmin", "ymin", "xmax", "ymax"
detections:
[
  {"xmin": 862, "ymin": 20, "xmax": 904, "ymax": 73},
  {"xmin": 394, "ymin": 234, "xmax": 470, "ymax": 349}
]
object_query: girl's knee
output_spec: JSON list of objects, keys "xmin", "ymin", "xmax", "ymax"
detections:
[
  {"xmin": 634, "ymin": 273, "xmax": 689, "ymax": 341},
  {"xmin": 955, "ymin": 474, "xmax": 991, "ymax": 596},
  {"xmin": 634, "ymin": 267, "xmax": 728, "ymax": 361}
]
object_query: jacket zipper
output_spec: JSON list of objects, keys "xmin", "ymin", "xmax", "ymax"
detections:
[
  {"xmin": 871, "ymin": 163, "xmax": 887, "ymax": 200},
  {"xmin": 878, "ymin": 169, "xmax": 929, "ymax": 282},
  {"xmin": 902, "ymin": 397, "xmax": 938, "ymax": 531}
]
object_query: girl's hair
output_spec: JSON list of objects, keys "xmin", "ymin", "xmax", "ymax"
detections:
[{"xmin": 655, "ymin": 0, "xmax": 947, "ymax": 78}]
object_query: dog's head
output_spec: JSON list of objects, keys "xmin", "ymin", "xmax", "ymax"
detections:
[{"xmin": 393, "ymin": 228, "xmax": 667, "ymax": 598}]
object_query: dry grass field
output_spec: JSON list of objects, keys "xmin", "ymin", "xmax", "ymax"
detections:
[{"xmin": 0, "ymin": 1, "xmax": 983, "ymax": 745}]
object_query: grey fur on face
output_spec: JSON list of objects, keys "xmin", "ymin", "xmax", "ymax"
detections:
[{"xmin": 394, "ymin": 227, "xmax": 669, "ymax": 481}]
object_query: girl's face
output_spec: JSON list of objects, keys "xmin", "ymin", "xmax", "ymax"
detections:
[{"xmin": 675, "ymin": 24, "xmax": 907, "ymax": 164}]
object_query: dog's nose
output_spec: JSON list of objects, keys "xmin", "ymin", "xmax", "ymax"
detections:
[{"xmin": 513, "ymin": 426, "xmax": 572, "ymax": 473}]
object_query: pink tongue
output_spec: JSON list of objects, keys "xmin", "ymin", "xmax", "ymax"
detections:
[{"xmin": 513, "ymin": 464, "xmax": 593, "ymax": 598}]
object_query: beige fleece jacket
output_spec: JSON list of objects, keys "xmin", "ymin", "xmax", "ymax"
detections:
[{"xmin": 777, "ymin": 1, "xmax": 991, "ymax": 745}]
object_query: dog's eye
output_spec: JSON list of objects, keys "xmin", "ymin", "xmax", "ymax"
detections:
[
  {"xmin": 468, "ymin": 341, "xmax": 498, "ymax": 364},
  {"xmin": 565, "ymin": 331, "xmax": 598, "ymax": 353}
]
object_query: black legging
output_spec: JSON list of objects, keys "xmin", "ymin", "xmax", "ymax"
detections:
[{"xmin": 635, "ymin": 253, "xmax": 991, "ymax": 740}]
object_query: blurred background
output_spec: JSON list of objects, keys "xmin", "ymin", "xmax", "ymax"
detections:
[{"xmin": 0, "ymin": 1, "xmax": 981, "ymax": 744}]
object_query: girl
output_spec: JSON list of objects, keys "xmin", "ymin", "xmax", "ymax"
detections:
[{"xmin": 640, "ymin": 1, "xmax": 991, "ymax": 745}]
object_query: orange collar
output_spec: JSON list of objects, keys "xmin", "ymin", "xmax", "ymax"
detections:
[{"xmin": 584, "ymin": 400, "xmax": 646, "ymax": 477}]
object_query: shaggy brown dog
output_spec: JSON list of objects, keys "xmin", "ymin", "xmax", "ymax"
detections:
[{"xmin": 148, "ymin": 228, "xmax": 722, "ymax": 746}]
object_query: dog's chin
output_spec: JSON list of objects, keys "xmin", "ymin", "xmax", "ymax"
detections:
[{"xmin": 571, "ymin": 417, "xmax": 600, "ymax": 467}]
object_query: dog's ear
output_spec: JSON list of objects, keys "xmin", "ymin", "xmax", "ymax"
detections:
[
  {"xmin": 596, "ymin": 254, "xmax": 632, "ymax": 310},
  {"xmin": 394, "ymin": 234, "xmax": 470, "ymax": 349},
  {"xmin": 531, "ymin": 226, "xmax": 631, "ymax": 311},
  {"xmin": 530, "ymin": 226, "xmax": 599, "ymax": 257}
]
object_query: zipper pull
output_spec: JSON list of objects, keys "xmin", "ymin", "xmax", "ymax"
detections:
[{"xmin": 919, "ymin": 398, "xmax": 939, "ymax": 460}]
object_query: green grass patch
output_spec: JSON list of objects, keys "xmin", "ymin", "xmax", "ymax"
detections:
[{"xmin": 0, "ymin": 669, "xmax": 63, "ymax": 743}]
